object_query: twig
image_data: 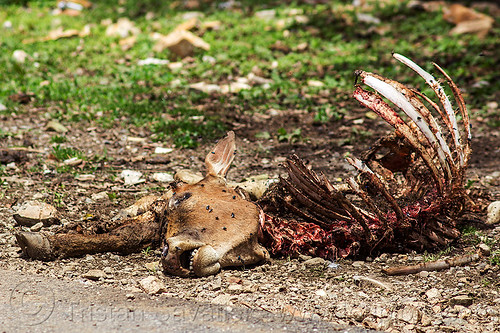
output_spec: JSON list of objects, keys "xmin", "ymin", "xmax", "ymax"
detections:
[{"xmin": 382, "ymin": 254, "xmax": 481, "ymax": 276}]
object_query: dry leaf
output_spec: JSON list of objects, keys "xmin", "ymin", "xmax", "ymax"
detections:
[
  {"xmin": 119, "ymin": 35, "xmax": 137, "ymax": 50},
  {"xmin": 22, "ymin": 26, "xmax": 90, "ymax": 44},
  {"xmin": 443, "ymin": 4, "xmax": 494, "ymax": 37},
  {"xmin": 153, "ymin": 30, "xmax": 209, "ymax": 58},
  {"xmin": 105, "ymin": 18, "xmax": 140, "ymax": 38},
  {"xmin": 174, "ymin": 17, "xmax": 199, "ymax": 31}
]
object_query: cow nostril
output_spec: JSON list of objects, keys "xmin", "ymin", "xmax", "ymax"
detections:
[{"xmin": 161, "ymin": 245, "xmax": 169, "ymax": 257}]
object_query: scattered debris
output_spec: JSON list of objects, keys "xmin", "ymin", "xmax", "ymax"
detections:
[
  {"xmin": 382, "ymin": 254, "xmax": 481, "ymax": 276},
  {"xmin": 154, "ymin": 147, "xmax": 173, "ymax": 154},
  {"xmin": 82, "ymin": 269, "xmax": 106, "ymax": 281},
  {"xmin": 120, "ymin": 170, "xmax": 145, "ymax": 186},
  {"xmin": 137, "ymin": 58, "xmax": 170, "ymax": 66},
  {"xmin": 353, "ymin": 276, "xmax": 393, "ymax": 291},
  {"xmin": 45, "ymin": 120, "xmax": 68, "ymax": 133},
  {"xmin": 151, "ymin": 172, "xmax": 174, "ymax": 183},
  {"xmin": 139, "ymin": 276, "xmax": 166, "ymax": 294},
  {"xmin": 105, "ymin": 18, "xmax": 140, "ymax": 38},
  {"xmin": 153, "ymin": 30, "xmax": 209, "ymax": 58},
  {"xmin": 12, "ymin": 50, "xmax": 29, "ymax": 63},
  {"xmin": 13, "ymin": 201, "xmax": 60, "ymax": 227},
  {"xmin": 486, "ymin": 201, "xmax": 500, "ymax": 225}
]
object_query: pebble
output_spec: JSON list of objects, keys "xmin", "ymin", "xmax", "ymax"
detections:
[
  {"xmin": 486, "ymin": 201, "xmax": 500, "ymax": 225},
  {"xmin": 91, "ymin": 191, "xmax": 109, "ymax": 202},
  {"xmin": 13, "ymin": 201, "xmax": 59, "ymax": 227},
  {"xmin": 450, "ymin": 295, "xmax": 473, "ymax": 307},
  {"xmin": 397, "ymin": 305, "xmax": 421, "ymax": 324},
  {"xmin": 121, "ymin": 170, "xmax": 145, "ymax": 185},
  {"xmin": 151, "ymin": 172, "xmax": 174, "ymax": 183},
  {"xmin": 478, "ymin": 243, "xmax": 491, "ymax": 256},
  {"xmin": 302, "ymin": 257, "xmax": 326, "ymax": 267},
  {"xmin": 82, "ymin": 269, "xmax": 106, "ymax": 281},
  {"xmin": 139, "ymin": 276, "xmax": 166, "ymax": 294},
  {"xmin": 30, "ymin": 222, "xmax": 44, "ymax": 232},
  {"xmin": 425, "ymin": 288, "xmax": 441, "ymax": 300},
  {"xmin": 418, "ymin": 271, "xmax": 429, "ymax": 278}
]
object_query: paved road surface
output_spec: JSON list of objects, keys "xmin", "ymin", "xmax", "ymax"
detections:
[{"xmin": 0, "ymin": 270, "xmax": 375, "ymax": 332}]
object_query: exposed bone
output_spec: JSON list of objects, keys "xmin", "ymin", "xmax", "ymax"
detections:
[
  {"xmin": 393, "ymin": 53, "xmax": 464, "ymax": 166},
  {"xmin": 382, "ymin": 254, "xmax": 480, "ymax": 276},
  {"xmin": 357, "ymin": 72, "xmax": 453, "ymax": 184}
]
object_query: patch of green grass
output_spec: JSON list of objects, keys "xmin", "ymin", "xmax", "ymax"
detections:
[
  {"xmin": 277, "ymin": 127, "xmax": 302, "ymax": 143},
  {"xmin": 50, "ymin": 135, "xmax": 67, "ymax": 144},
  {"xmin": 423, "ymin": 246, "xmax": 453, "ymax": 262},
  {"xmin": 52, "ymin": 145, "xmax": 85, "ymax": 161},
  {"xmin": 0, "ymin": 0, "xmax": 498, "ymax": 147}
]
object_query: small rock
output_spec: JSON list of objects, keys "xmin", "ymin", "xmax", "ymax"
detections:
[
  {"xmin": 45, "ymin": 120, "xmax": 68, "ymax": 133},
  {"xmin": 421, "ymin": 313, "xmax": 432, "ymax": 326},
  {"xmin": 3, "ymin": 20, "xmax": 12, "ymax": 29},
  {"xmin": 450, "ymin": 295, "xmax": 473, "ymax": 307},
  {"xmin": 121, "ymin": 170, "xmax": 144, "ymax": 185},
  {"xmin": 139, "ymin": 276, "xmax": 166, "ymax": 294},
  {"xmin": 307, "ymin": 80, "xmax": 324, "ymax": 87},
  {"xmin": 13, "ymin": 201, "xmax": 59, "ymax": 227},
  {"xmin": 30, "ymin": 222, "xmax": 44, "ymax": 232},
  {"xmin": 227, "ymin": 284, "xmax": 243, "ymax": 295},
  {"xmin": 352, "ymin": 261, "xmax": 364, "ymax": 268},
  {"xmin": 83, "ymin": 269, "xmax": 106, "ymax": 281},
  {"xmin": 0, "ymin": 103, "xmax": 7, "ymax": 111},
  {"xmin": 151, "ymin": 172, "xmax": 174, "ymax": 183},
  {"xmin": 75, "ymin": 174, "xmax": 96, "ymax": 181},
  {"xmin": 370, "ymin": 306, "xmax": 389, "ymax": 318},
  {"xmin": 397, "ymin": 305, "xmax": 421, "ymax": 324},
  {"xmin": 478, "ymin": 243, "xmax": 491, "ymax": 256},
  {"xmin": 126, "ymin": 293, "xmax": 135, "ymax": 300},
  {"xmin": 298, "ymin": 254, "xmax": 312, "ymax": 262},
  {"xmin": 302, "ymin": 257, "xmax": 326, "ymax": 267},
  {"xmin": 63, "ymin": 157, "xmax": 82, "ymax": 166},
  {"xmin": 12, "ymin": 50, "xmax": 29, "ymax": 63},
  {"xmin": 426, "ymin": 288, "xmax": 441, "ymax": 299},
  {"xmin": 211, "ymin": 293, "xmax": 231, "ymax": 305},
  {"xmin": 189, "ymin": 82, "xmax": 221, "ymax": 93},
  {"xmin": 103, "ymin": 267, "xmax": 113, "ymax": 275},
  {"xmin": 418, "ymin": 270, "xmax": 429, "ymax": 278},
  {"xmin": 255, "ymin": 9, "xmax": 276, "ymax": 20},
  {"xmin": 353, "ymin": 276, "xmax": 393, "ymax": 291},
  {"xmin": 91, "ymin": 191, "xmax": 109, "ymax": 202},
  {"xmin": 145, "ymin": 261, "xmax": 159, "ymax": 271},
  {"xmin": 486, "ymin": 201, "xmax": 500, "ymax": 225},
  {"xmin": 315, "ymin": 289, "xmax": 327, "ymax": 298},
  {"xmin": 154, "ymin": 147, "xmax": 173, "ymax": 154},
  {"xmin": 138, "ymin": 58, "xmax": 169, "ymax": 66}
]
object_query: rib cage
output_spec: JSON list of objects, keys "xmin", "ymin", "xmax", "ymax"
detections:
[{"xmin": 259, "ymin": 54, "xmax": 469, "ymax": 259}]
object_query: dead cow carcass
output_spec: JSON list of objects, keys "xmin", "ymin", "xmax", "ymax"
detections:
[
  {"xmin": 259, "ymin": 53, "xmax": 471, "ymax": 260},
  {"xmin": 16, "ymin": 131, "xmax": 269, "ymax": 277}
]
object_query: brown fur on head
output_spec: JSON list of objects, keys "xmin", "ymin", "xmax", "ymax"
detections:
[{"xmin": 161, "ymin": 132, "xmax": 269, "ymax": 277}]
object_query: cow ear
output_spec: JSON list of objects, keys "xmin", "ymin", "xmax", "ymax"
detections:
[{"xmin": 205, "ymin": 131, "xmax": 236, "ymax": 178}]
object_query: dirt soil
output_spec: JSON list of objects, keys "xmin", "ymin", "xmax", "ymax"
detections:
[{"xmin": 1, "ymin": 99, "xmax": 499, "ymax": 332}]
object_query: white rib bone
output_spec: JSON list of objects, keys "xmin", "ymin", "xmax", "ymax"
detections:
[
  {"xmin": 393, "ymin": 53, "xmax": 464, "ymax": 166},
  {"xmin": 362, "ymin": 75, "xmax": 452, "ymax": 181}
]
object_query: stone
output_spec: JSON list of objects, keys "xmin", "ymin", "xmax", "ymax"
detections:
[
  {"xmin": 145, "ymin": 261, "xmax": 159, "ymax": 272},
  {"xmin": 353, "ymin": 275, "xmax": 393, "ymax": 291},
  {"xmin": 227, "ymin": 284, "xmax": 243, "ymax": 294},
  {"xmin": 75, "ymin": 174, "xmax": 95, "ymax": 181},
  {"xmin": 13, "ymin": 201, "xmax": 59, "ymax": 227},
  {"xmin": 91, "ymin": 191, "xmax": 109, "ymax": 202},
  {"xmin": 352, "ymin": 261, "xmax": 364, "ymax": 268},
  {"xmin": 450, "ymin": 295, "xmax": 473, "ymax": 307},
  {"xmin": 12, "ymin": 50, "xmax": 29, "ymax": 63},
  {"xmin": 45, "ymin": 120, "xmax": 68, "ymax": 133},
  {"xmin": 370, "ymin": 305, "xmax": 389, "ymax": 318},
  {"xmin": 302, "ymin": 257, "xmax": 327, "ymax": 267},
  {"xmin": 139, "ymin": 276, "xmax": 166, "ymax": 294},
  {"xmin": 151, "ymin": 172, "xmax": 174, "ymax": 183},
  {"xmin": 154, "ymin": 147, "xmax": 173, "ymax": 154},
  {"xmin": 83, "ymin": 269, "xmax": 106, "ymax": 281},
  {"xmin": 211, "ymin": 294, "xmax": 231, "ymax": 305},
  {"xmin": 397, "ymin": 305, "xmax": 421, "ymax": 324},
  {"xmin": 478, "ymin": 243, "xmax": 491, "ymax": 256},
  {"xmin": 63, "ymin": 157, "xmax": 83, "ymax": 166},
  {"xmin": 486, "ymin": 201, "xmax": 500, "ymax": 225},
  {"xmin": 426, "ymin": 288, "xmax": 441, "ymax": 299},
  {"xmin": 30, "ymin": 222, "xmax": 44, "ymax": 232},
  {"xmin": 418, "ymin": 270, "xmax": 430, "ymax": 278},
  {"xmin": 126, "ymin": 293, "xmax": 135, "ymax": 300},
  {"xmin": 120, "ymin": 170, "xmax": 145, "ymax": 185},
  {"xmin": 315, "ymin": 289, "xmax": 327, "ymax": 298}
]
